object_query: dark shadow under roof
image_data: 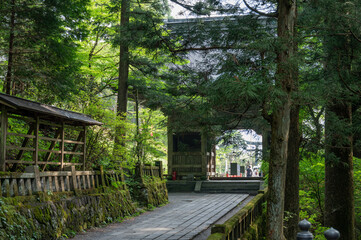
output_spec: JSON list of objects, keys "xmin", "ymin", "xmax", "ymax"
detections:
[{"xmin": 0, "ymin": 93, "xmax": 102, "ymax": 126}]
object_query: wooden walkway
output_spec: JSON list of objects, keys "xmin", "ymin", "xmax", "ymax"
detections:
[{"xmin": 72, "ymin": 193, "xmax": 250, "ymax": 240}]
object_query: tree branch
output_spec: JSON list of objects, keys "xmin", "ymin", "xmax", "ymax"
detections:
[
  {"xmin": 242, "ymin": 0, "xmax": 278, "ymax": 18},
  {"xmin": 170, "ymin": 45, "xmax": 235, "ymax": 53},
  {"xmin": 350, "ymin": 29, "xmax": 361, "ymax": 43}
]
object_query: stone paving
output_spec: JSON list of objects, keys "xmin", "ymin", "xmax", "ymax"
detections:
[{"xmin": 72, "ymin": 193, "xmax": 249, "ymax": 240}]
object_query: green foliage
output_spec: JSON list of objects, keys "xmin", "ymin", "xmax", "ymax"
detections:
[
  {"xmin": 298, "ymin": 153, "xmax": 361, "ymax": 238},
  {"xmin": 0, "ymin": 0, "xmax": 90, "ymax": 101},
  {"xmin": 299, "ymin": 152, "xmax": 326, "ymax": 238},
  {"xmin": 354, "ymin": 158, "xmax": 361, "ymax": 235}
]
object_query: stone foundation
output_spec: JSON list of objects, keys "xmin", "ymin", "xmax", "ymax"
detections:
[
  {"xmin": 131, "ymin": 177, "xmax": 168, "ymax": 207},
  {"xmin": 0, "ymin": 188, "xmax": 136, "ymax": 239}
]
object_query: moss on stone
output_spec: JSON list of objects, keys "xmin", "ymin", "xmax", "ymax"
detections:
[
  {"xmin": 0, "ymin": 187, "xmax": 136, "ymax": 240},
  {"xmin": 131, "ymin": 176, "xmax": 168, "ymax": 207},
  {"xmin": 207, "ymin": 233, "xmax": 226, "ymax": 240}
]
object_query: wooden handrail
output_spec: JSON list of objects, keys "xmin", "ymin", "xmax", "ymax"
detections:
[
  {"xmin": 0, "ymin": 167, "xmax": 125, "ymax": 197},
  {"xmin": 207, "ymin": 188, "xmax": 268, "ymax": 240}
]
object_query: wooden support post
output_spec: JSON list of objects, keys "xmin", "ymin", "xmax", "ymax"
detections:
[
  {"xmin": 0, "ymin": 106, "xmax": 7, "ymax": 171},
  {"xmin": 68, "ymin": 166, "xmax": 77, "ymax": 191},
  {"xmin": 25, "ymin": 165, "xmax": 42, "ymax": 192},
  {"xmin": 44, "ymin": 128, "xmax": 61, "ymax": 162},
  {"xmin": 95, "ymin": 173, "xmax": 99, "ymax": 188},
  {"xmin": 82, "ymin": 126, "xmax": 86, "ymax": 171},
  {"xmin": 25, "ymin": 178, "xmax": 32, "ymax": 196},
  {"xmin": 4, "ymin": 179, "xmax": 10, "ymax": 197},
  {"xmin": 61, "ymin": 122, "xmax": 65, "ymax": 169},
  {"xmin": 201, "ymin": 131, "xmax": 207, "ymax": 177},
  {"xmin": 100, "ymin": 165, "xmax": 105, "ymax": 187},
  {"xmin": 19, "ymin": 178, "xmax": 25, "ymax": 196},
  {"xmin": 157, "ymin": 161, "xmax": 163, "ymax": 179},
  {"xmin": 167, "ymin": 120, "xmax": 173, "ymax": 176},
  {"xmin": 33, "ymin": 116, "xmax": 39, "ymax": 166},
  {"xmin": 150, "ymin": 165, "xmax": 154, "ymax": 178},
  {"xmin": 16, "ymin": 125, "xmax": 35, "ymax": 160},
  {"xmin": 10, "ymin": 179, "xmax": 19, "ymax": 196},
  {"xmin": 68, "ymin": 131, "xmax": 84, "ymax": 163}
]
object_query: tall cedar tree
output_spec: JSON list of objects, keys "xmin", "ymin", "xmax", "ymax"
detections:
[
  {"xmin": 241, "ymin": 1, "xmax": 297, "ymax": 238},
  {"xmin": 0, "ymin": 0, "xmax": 89, "ymax": 101},
  {"xmin": 265, "ymin": 1, "xmax": 296, "ymax": 239},
  {"xmin": 115, "ymin": 0, "xmax": 130, "ymax": 153},
  {"xmin": 301, "ymin": 0, "xmax": 360, "ymax": 237},
  {"xmin": 284, "ymin": 5, "xmax": 300, "ymax": 239},
  {"xmin": 106, "ymin": 0, "xmax": 171, "ymax": 163},
  {"xmin": 322, "ymin": 0, "xmax": 357, "ymax": 238},
  {"xmin": 168, "ymin": 3, "xmax": 297, "ymax": 237}
]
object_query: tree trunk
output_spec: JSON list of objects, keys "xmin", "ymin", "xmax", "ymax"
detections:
[
  {"xmin": 284, "ymin": 6, "xmax": 300, "ymax": 238},
  {"xmin": 117, "ymin": 0, "xmax": 129, "ymax": 119},
  {"xmin": 266, "ymin": 1, "xmax": 296, "ymax": 239},
  {"xmin": 115, "ymin": 0, "xmax": 130, "ymax": 147},
  {"xmin": 325, "ymin": 102, "xmax": 355, "ymax": 240},
  {"xmin": 4, "ymin": 0, "xmax": 15, "ymax": 95},
  {"xmin": 284, "ymin": 105, "xmax": 300, "ymax": 240}
]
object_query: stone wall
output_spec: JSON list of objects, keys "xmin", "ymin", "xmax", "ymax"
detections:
[
  {"xmin": 0, "ymin": 188, "xmax": 136, "ymax": 240},
  {"xmin": 131, "ymin": 176, "xmax": 168, "ymax": 207}
]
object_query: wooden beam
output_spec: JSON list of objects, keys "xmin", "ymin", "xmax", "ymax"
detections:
[
  {"xmin": 7, "ymin": 146, "xmax": 35, "ymax": 151},
  {"xmin": 64, "ymin": 139, "xmax": 84, "ymax": 144},
  {"xmin": 15, "ymin": 125, "xmax": 35, "ymax": 161},
  {"xmin": 6, "ymin": 160, "xmax": 82, "ymax": 166},
  {"xmin": 7, "ymin": 132, "xmax": 35, "ymax": 139},
  {"xmin": 64, "ymin": 151, "xmax": 83, "ymax": 155},
  {"xmin": 68, "ymin": 131, "xmax": 84, "ymax": 163},
  {"xmin": 33, "ymin": 116, "xmax": 39, "ymax": 166},
  {"xmin": 39, "ymin": 149, "xmax": 61, "ymax": 154},
  {"xmin": 0, "ymin": 100, "xmax": 16, "ymax": 109},
  {"xmin": 83, "ymin": 126, "xmax": 86, "ymax": 171},
  {"xmin": 39, "ymin": 120, "xmax": 61, "ymax": 128},
  {"xmin": 39, "ymin": 136, "xmax": 61, "ymax": 142},
  {"xmin": 0, "ymin": 106, "xmax": 7, "ymax": 171},
  {"xmin": 43, "ymin": 128, "xmax": 62, "ymax": 162},
  {"xmin": 61, "ymin": 121, "xmax": 65, "ymax": 169},
  {"xmin": 8, "ymin": 114, "xmax": 35, "ymax": 123}
]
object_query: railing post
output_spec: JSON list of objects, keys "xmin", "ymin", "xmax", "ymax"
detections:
[
  {"xmin": 155, "ymin": 161, "xmax": 163, "ymax": 179},
  {"xmin": 297, "ymin": 219, "xmax": 314, "ymax": 240},
  {"xmin": 65, "ymin": 166, "xmax": 78, "ymax": 191},
  {"xmin": 135, "ymin": 162, "xmax": 143, "ymax": 181},
  {"xmin": 100, "ymin": 165, "xmax": 106, "ymax": 187},
  {"xmin": 25, "ymin": 165, "xmax": 42, "ymax": 192},
  {"xmin": 0, "ymin": 106, "xmax": 7, "ymax": 171},
  {"xmin": 324, "ymin": 228, "xmax": 340, "ymax": 240}
]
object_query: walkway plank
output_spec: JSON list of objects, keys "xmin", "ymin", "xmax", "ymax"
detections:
[{"xmin": 72, "ymin": 193, "xmax": 249, "ymax": 240}]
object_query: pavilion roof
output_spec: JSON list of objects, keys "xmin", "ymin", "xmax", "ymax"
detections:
[{"xmin": 0, "ymin": 93, "xmax": 102, "ymax": 126}]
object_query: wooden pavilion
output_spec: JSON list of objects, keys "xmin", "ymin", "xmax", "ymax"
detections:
[{"xmin": 0, "ymin": 93, "xmax": 102, "ymax": 172}]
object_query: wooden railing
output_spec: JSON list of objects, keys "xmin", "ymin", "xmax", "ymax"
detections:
[
  {"xmin": 0, "ymin": 165, "xmax": 123, "ymax": 197},
  {"xmin": 141, "ymin": 161, "xmax": 163, "ymax": 179},
  {"xmin": 207, "ymin": 188, "xmax": 268, "ymax": 240}
]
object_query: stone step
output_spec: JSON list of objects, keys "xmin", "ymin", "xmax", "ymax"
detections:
[
  {"xmin": 200, "ymin": 180, "xmax": 262, "ymax": 194},
  {"xmin": 166, "ymin": 180, "xmax": 263, "ymax": 194}
]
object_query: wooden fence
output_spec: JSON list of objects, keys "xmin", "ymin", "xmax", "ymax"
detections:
[
  {"xmin": 0, "ymin": 165, "xmax": 123, "ymax": 197},
  {"xmin": 207, "ymin": 188, "xmax": 268, "ymax": 240},
  {"xmin": 141, "ymin": 161, "xmax": 163, "ymax": 179}
]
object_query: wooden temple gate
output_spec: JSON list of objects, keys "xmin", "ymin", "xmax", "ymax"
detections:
[
  {"xmin": 0, "ymin": 93, "xmax": 102, "ymax": 172},
  {"xmin": 168, "ymin": 131, "xmax": 216, "ymax": 179}
]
